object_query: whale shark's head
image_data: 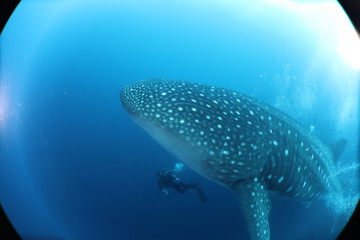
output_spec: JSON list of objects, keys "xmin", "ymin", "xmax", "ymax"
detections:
[
  {"xmin": 121, "ymin": 79, "xmax": 266, "ymax": 184},
  {"xmin": 121, "ymin": 79, "xmax": 213, "ymax": 176}
]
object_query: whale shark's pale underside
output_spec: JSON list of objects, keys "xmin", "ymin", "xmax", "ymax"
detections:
[{"xmin": 120, "ymin": 79, "xmax": 346, "ymax": 240}]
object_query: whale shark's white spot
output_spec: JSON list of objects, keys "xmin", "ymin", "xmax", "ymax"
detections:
[
  {"xmin": 285, "ymin": 149, "xmax": 289, "ymax": 156},
  {"xmin": 278, "ymin": 176, "xmax": 284, "ymax": 183}
]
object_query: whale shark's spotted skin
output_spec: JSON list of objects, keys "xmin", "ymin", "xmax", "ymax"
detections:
[{"xmin": 120, "ymin": 79, "xmax": 345, "ymax": 240}]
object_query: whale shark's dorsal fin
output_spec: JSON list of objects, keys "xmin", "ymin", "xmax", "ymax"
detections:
[
  {"xmin": 232, "ymin": 177, "xmax": 271, "ymax": 240},
  {"xmin": 328, "ymin": 139, "xmax": 347, "ymax": 161}
]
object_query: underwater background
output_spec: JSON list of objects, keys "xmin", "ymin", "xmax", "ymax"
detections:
[{"xmin": 1, "ymin": 0, "xmax": 359, "ymax": 239}]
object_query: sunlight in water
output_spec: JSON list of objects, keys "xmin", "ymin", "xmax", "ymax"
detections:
[
  {"xmin": 0, "ymin": 84, "xmax": 10, "ymax": 129},
  {"xmin": 337, "ymin": 30, "xmax": 360, "ymax": 70},
  {"xmin": 266, "ymin": 0, "xmax": 360, "ymax": 69}
]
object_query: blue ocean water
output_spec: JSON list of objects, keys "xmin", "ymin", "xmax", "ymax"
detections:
[{"xmin": 1, "ymin": 1, "xmax": 359, "ymax": 239}]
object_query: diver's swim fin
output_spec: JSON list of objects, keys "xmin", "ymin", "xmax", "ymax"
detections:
[{"xmin": 196, "ymin": 188, "xmax": 208, "ymax": 203}]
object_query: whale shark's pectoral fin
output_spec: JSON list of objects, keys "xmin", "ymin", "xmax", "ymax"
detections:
[{"xmin": 232, "ymin": 177, "xmax": 271, "ymax": 240}]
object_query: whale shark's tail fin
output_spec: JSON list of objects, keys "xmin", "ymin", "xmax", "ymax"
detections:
[
  {"xmin": 328, "ymin": 139, "xmax": 347, "ymax": 161},
  {"xmin": 232, "ymin": 177, "xmax": 271, "ymax": 240}
]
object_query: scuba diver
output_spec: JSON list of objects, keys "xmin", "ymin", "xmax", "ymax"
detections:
[{"xmin": 156, "ymin": 163, "xmax": 208, "ymax": 203}]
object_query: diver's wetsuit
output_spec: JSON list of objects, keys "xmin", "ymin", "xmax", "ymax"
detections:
[{"xmin": 157, "ymin": 171, "xmax": 208, "ymax": 203}]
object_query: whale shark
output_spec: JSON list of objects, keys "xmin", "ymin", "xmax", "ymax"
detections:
[{"xmin": 120, "ymin": 79, "xmax": 346, "ymax": 240}]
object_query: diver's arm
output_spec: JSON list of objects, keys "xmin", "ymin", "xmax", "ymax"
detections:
[{"xmin": 158, "ymin": 178, "xmax": 168, "ymax": 195}]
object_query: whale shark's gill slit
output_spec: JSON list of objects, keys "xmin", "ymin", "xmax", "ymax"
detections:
[
  {"xmin": 216, "ymin": 116, "xmax": 234, "ymax": 172},
  {"xmin": 220, "ymin": 142, "xmax": 226, "ymax": 163}
]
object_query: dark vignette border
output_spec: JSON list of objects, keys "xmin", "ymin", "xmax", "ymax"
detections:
[{"xmin": 0, "ymin": 0, "xmax": 359, "ymax": 239}]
